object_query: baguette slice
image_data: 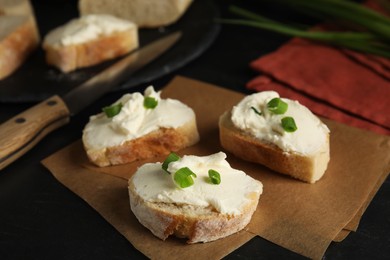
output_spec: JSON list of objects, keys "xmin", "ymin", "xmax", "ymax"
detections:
[
  {"xmin": 43, "ymin": 14, "xmax": 138, "ymax": 73},
  {"xmin": 219, "ymin": 110, "xmax": 330, "ymax": 184},
  {"xmin": 84, "ymin": 117, "xmax": 199, "ymax": 167},
  {"xmin": 82, "ymin": 86, "xmax": 200, "ymax": 167},
  {"xmin": 128, "ymin": 153, "xmax": 262, "ymax": 243},
  {"xmin": 128, "ymin": 181, "xmax": 259, "ymax": 243},
  {"xmin": 79, "ymin": 0, "xmax": 193, "ymax": 28},
  {"xmin": 0, "ymin": 15, "xmax": 39, "ymax": 79}
]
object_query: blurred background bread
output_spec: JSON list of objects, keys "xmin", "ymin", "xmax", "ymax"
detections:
[
  {"xmin": 0, "ymin": 0, "xmax": 40, "ymax": 79},
  {"xmin": 42, "ymin": 14, "xmax": 139, "ymax": 73},
  {"xmin": 79, "ymin": 0, "xmax": 193, "ymax": 28}
]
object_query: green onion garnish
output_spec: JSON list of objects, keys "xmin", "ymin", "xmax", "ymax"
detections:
[
  {"xmin": 208, "ymin": 169, "xmax": 221, "ymax": 185},
  {"xmin": 174, "ymin": 167, "xmax": 197, "ymax": 188},
  {"xmin": 281, "ymin": 116, "xmax": 298, "ymax": 132},
  {"xmin": 267, "ymin": 98, "xmax": 288, "ymax": 114},
  {"xmin": 251, "ymin": 106, "xmax": 262, "ymax": 116},
  {"xmin": 102, "ymin": 103, "xmax": 123, "ymax": 118},
  {"xmin": 143, "ymin": 96, "xmax": 158, "ymax": 109},
  {"xmin": 219, "ymin": 3, "xmax": 390, "ymax": 58},
  {"xmin": 162, "ymin": 152, "xmax": 180, "ymax": 173}
]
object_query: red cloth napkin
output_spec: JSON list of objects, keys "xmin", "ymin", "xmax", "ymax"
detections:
[{"xmin": 247, "ymin": 37, "xmax": 390, "ymax": 135}]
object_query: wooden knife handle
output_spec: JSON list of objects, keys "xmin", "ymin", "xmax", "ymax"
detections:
[{"xmin": 0, "ymin": 95, "xmax": 70, "ymax": 170}]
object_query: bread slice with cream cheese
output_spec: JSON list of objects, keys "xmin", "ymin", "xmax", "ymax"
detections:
[
  {"xmin": 82, "ymin": 86, "xmax": 200, "ymax": 167},
  {"xmin": 128, "ymin": 152, "xmax": 263, "ymax": 243},
  {"xmin": 219, "ymin": 91, "xmax": 330, "ymax": 183},
  {"xmin": 79, "ymin": 0, "xmax": 193, "ymax": 28},
  {"xmin": 42, "ymin": 14, "xmax": 138, "ymax": 73}
]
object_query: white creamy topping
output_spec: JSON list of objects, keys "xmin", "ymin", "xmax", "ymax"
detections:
[
  {"xmin": 44, "ymin": 14, "xmax": 136, "ymax": 46},
  {"xmin": 131, "ymin": 152, "xmax": 263, "ymax": 215},
  {"xmin": 231, "ymin": 91, "xmax": 329, "ymax": 155},
  {"xmin": 83, "ymin": 86, "xmax": 195, "ymax": 150}
]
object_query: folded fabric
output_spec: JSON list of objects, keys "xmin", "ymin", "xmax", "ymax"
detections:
[
  {"xmin": 247, "ymin": 37, "xmax": 390, "ymax": 135},
  {"xmin": 342, "ymin": 50, "xmax": 390, "ymax": 81}
]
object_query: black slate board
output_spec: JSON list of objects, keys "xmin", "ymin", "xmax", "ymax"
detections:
[{"xmin": 0, "ymin": 0, "xmax": 220, "ymax": 103}]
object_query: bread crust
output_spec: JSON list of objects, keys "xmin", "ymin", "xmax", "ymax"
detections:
[
  {"xmin": 83, "ymin": 116, "xmax": 200, "ymax": 167},
  {"xmin": 0, "ymin": 15, "xmax": 39, "ymax": 79},
  {"xmin": 43, "ymin": 28, "xmax": 139, "ymax": 73},
  {"xmin": 128, "ymin": 177, "xmax": 260, "ymax": 243},
  {"xmin": 79, "ymin": 0, "xmax": 193, "ymax": 28},
  {"xmin": 219, "ymin": 111, "xmax": 330, "ymax": 183}
]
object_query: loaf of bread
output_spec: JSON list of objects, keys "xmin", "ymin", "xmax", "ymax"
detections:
[
  {"xmin": 128, "ymin": 152, "xmax": 263, "ymax": 243},
  {"xmin": 42, "ymin": 14, "xmax": 139, "ymax": 73},
  {"xmin": 0, "ymin": 0, "xmax": 39, "ymax": 79},
  {"xmin": 82, "ymin": 86, "xmax": 200, "ymax": 167},
  {"xmin": 79, "ymin": 0, "xmax": 193, "ymax": 28},
  {"xmin": 219, "ymin": 91, "xmax": 330, "ymax": 183}
]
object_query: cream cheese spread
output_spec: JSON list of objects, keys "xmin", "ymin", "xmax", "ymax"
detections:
[
  {"xmin": 83, "ymin": 86, "xmax": 195, "ymax": 150},
  {"xmin": 44, "ymin": 14, "xmax": 136, "ymax": 46},
  {"xmin": 131, "ymin": 152, "xmax": 263, "ymax": 215},
  {"xmin": 231, "ymin": 91, "xmax": 329, "ymax": 155}
]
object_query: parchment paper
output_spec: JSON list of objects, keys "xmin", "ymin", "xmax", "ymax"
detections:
[{"xmin": 42, "ymin": 76, "xmax": 390, "ymax": 259}]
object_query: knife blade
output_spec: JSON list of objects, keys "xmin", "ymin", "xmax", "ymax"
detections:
[{"xmin": 0, "ymin": 31, "xmax": 182, "ymax": 170}]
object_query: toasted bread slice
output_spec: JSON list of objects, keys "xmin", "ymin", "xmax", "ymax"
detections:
[
  {"xmin": 42, "ymin": 14, "xmax": 138, "ymax": 72},
  {"xmin": 219, "ymin": 111, "xmax": 330, "ymax": 183},
  {"xmin": 83, "ymin": 117, "xmax": 199, "ymax": 167},
  {"xmin": 79, "ymin": 0, "xmax": 193, "ymax": 28},
  {"xmin": 129, "ymin": 181, "xmax": 260, "ymax": 243},
  {"xmin": 128, "ymin": 153, "xmax": 262, "ymax": 243},
  {"xmin": 0, "ymin": 15, "xmax": 39, "ymax": 79},
  {"xmin": 82, "ymin": 86, "xmax": 200, "ymax": 167}
]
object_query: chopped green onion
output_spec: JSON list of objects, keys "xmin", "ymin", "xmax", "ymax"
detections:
[
  {"xmin": 102, "ymin": 103, "xmax": 123, "ymax": 118},
  {"xmin": 174, "ymin": 167, "xmax": 197, "ymax": 188},
  {"xmin": 162, "ymin": 152, "xmax": 180, "ymax": 173},
  {"xmin": 281, "ymin": 116, "xmax": 298, "ymax": 132},
  {"xmin": 267, "ymin": 98, "xmax": 288, "ymax": 114},
  {"xmin": 144, "ymin": 96, "xmax": 158, "ymax": 109},
  {"xmin": 208, "ymin": 169, "xmax": 221, "ymax": 185},
  {"xmin": 251, "ymin": 106, "xmax": 262, "ymax": 116}
]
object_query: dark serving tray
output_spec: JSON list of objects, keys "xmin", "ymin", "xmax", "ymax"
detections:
[{"xmin": 0, "ymin": 0, "xmax": 220, "ymax": 103}]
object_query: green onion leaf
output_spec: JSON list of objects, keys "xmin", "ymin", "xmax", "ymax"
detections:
[
  {"xmin": 102, "ymin": 103, "xmax": 123, "ymax": 118},
  {"xmin": 162, "ymin": 152, "xmax": 180, "ymax": 173},
  {"xmin": 208, "ymin": 169, "xmax": 221, "ymax": 185},
  {"xmin": 251, "ymin": 106, "xmax": 262, "ymax": 116},
  {"xmin": 267, "ymin": 98, "xmax": 288, "ymax": 114},
  {"xmin": 144, "ymin": 97, "xmax": 158, "ymax": 109},
  {"xmin": 281, "ymin": 117, "xmax": 298, "ymax": 132},
  {"xmin": 267, "ymin": 0, "xmax": 390, "ymax": 40},
  {"xmin": 221, "ymin": 2, "xmax": 390, "ymax": 58},
  {"xmin": 174, "ymin": 167, "xmax": 197, "ymax": 188}
]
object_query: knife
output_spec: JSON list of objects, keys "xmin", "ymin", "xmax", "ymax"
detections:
[{"xmin": 0, "ymin": 31, "xmax": 182, "ymax": 170}]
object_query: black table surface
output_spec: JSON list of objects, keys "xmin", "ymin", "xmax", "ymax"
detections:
[{"xmin": 0, "ymin": 0, "xmax": 389, "ymax": 259}]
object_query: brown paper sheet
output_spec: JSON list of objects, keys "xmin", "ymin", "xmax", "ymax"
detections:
[{"xmin": 42, "ymin": 76, "xmax": 390, "ymax": 259}]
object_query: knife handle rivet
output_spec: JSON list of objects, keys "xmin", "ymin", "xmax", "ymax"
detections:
[
  {"xmin": 15, "ymin": 118, "xmax": 26, "ymax": 124},
  {"xmin": 47, "ymin": 100, "xmax": 57, "ymax": 106}
]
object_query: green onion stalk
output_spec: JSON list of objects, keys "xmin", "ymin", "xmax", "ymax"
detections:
[{"xmin": 219, "ymin": 1, "xmax": 390, "ymax": 58}]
